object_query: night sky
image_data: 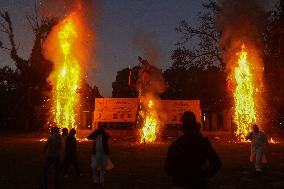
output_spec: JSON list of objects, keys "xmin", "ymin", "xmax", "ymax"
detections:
[{"xmin": 0, "ymin": 0, "xmax": 277, "ymax": 96}]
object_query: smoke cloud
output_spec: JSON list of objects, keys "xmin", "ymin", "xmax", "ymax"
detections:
[
  {"xmin": 41, "ymin": 0, "xmax": 100, "ymax": 72},
  {"xmin": 132, "ymin": 33, "xmax": 167, "ymax": 124},
  {"xmin": 133, "ymin": 33, "xmax": 161, "ymax": 68},
  {"xmin": 132, "ymin": 33, "xmax": 166, "ymax": 95},
  {"xmin": 40, "ymin": 0, "xmax": 101, "ymax": 23},
  {"xmin": 217, "ymin": 0, "xmax": 266, "ymax": 70}
]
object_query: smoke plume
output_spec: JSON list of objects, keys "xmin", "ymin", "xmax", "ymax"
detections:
[
  {"xmin": 217, "ymin": 0, "xmax": 266, "ymax": 79},
  {"xmin": 133, "ymin": 33, "xmax": 167, "ymax": 125}
]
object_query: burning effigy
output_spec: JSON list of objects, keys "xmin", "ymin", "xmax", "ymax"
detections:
[
  {"xmin": 43, "ymin": 0, "xmax": 94, "ymax": 130},
  {"xmin": 129, "ymin": 56, "xmax": 166, "ymax": 143}
]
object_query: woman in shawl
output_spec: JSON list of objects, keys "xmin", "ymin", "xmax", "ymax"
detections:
[{"xmin": 87, "ymin": 123, "xmax": 113, "ymax": 186}]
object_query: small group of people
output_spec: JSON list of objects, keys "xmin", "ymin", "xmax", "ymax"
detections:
[
  {"xmin": 41, "ymin": 127, "xmax": 81, "ymax": 189},
  {"xmin": 42, "ymin": 111, "xmax": 269, "ymax": 189},
  {"xmin": 42, "ymin": 124, "xmax": 112, "ymax": 189}
]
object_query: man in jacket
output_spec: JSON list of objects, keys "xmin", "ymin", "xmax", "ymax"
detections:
[{"xmin": 165, "ymin": 111, "xmax": 221, "ymax": 189}]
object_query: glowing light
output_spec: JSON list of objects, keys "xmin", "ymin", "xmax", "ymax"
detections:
[
  {"xmin": 140, "ymin": 100, "xmax": 159, "ymax": 143},
  {"xmin": 53, "ymin": 13, "xmax": 81, "ymax": 130},
  {"xmin": 77, "ymin": 138, "xmax": 90, "ymax": 143},
  {"xmin": 233, "ymin": 44, "xmax": 257, "ymax": 140},
  {"xmin": 269, "ymin": 137, "xmax": 278, "ymax": 144},
  {"xmin": 39, "ymin": 138, "xmax": 48, "ymax": 142},
  {"xmin": 43, "ymin": 12, "xmax": 84, "ymax": 130},
  {"xmin": 39, "ymin": 137, "xmax": 90, "ymax": 143}
]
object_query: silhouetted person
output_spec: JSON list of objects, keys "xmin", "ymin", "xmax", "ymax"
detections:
[
  {"xmin": 63, "ymin": 128, "xmax": 81, "ymax": 177},
  {"xmin": 165, "ymin": 111, "xmax": 221, "ymax": 189},
  {"xmin": 61, "ymin": 128, "xmax": 68, "ymax": 160},
  {"xmin": 61, "ymin": 128, "xmax": 68, "ymax": 138},
  {"xmin": 195, "ymin": 122, "xmax": 202, "ymax": 136},
  {"xmin": 245, "ymin": 124, "xmax": 269, "ymax": 173},
  {"xmin": 42, "ymin": 126, "xmax": 62, "ymax": 189},
  {"xmin": 87, "ymin": 124, "xmax": 113, "ymax": 187}
]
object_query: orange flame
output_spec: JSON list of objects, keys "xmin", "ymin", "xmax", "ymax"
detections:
[
  {"xmin": 140, "ymin": 100, "xmax": 159, "ymax": 143},
  {"xmin": 233, "ymin": 44, "xmax": 257, "ymax": 140},
  {"xmin": 44, "ymin": 11, "xmax": 88, "ymax": 130}
]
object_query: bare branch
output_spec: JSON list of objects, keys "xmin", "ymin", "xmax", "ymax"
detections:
[
  {"xmin": 26, "ymin": 1, "xmax": 42, "ymax": 35},
  {"xmin": 176, "ymin": 19, "xmax": 218, "ymax": 46},
  {"xmin": 0, "ymin": 44, "xmax": 11, "ymax": 51},
  {"xmin": 0, "ymin": 21, "xmax": 9, "ymax": 33},
  {"xmin": 173, "ymin": 0, "xmax": 224, "ymax": 69},
  {"xmin": 0, "ymin": 10, "xmax": 28, "ymax": 71},
  {"xmin": 26, "ymin": 15, "xmax": 37, "ymax": 34}
]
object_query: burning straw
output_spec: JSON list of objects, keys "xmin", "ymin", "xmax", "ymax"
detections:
[
  {"xmin": 217, "ymin": 0, "xmax": 267, "ymax": 140},
  {"xmin": 43, "ymin": 0, "xmax": 94, "ymax": 130}
]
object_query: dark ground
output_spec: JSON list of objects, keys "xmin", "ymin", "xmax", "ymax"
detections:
[{"xmin": 0, "ymin": 133, "xmax": 283, "ymax": 189}]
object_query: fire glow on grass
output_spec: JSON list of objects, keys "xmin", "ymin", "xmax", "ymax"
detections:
[
  {"xmin": 233, "ymin": 44, "xmax": 257, "ymax": 140},
  {"xmin": 140, "ymin": 100, "xmax": 159, "ymax": 143}
]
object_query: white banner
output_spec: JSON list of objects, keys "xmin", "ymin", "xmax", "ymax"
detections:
[
  {"xmin": 94, "ymin": 98, "xmax": 201, "ymax": 124},
  {"xmin": 161, "ymin": 100, "xmax": 201, "ymax": 124},
  {"xmin": 94, "ymin": 98, "xmax": 139, "ymax": 122}
]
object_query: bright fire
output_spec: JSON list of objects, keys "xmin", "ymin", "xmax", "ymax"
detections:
[
  {"xmin": 233, "ymin": 44, "xmax": 257, "ymax": 140},
  {"xmin": 140, "ymin": 100, "xmax": 159, "ymax": 143},
  {"xmin": 44, "ymin": 12, "xmax": 84, "ymax": 130},
  {"xmin": 55, "ymin": 13, "xmax": 80, "ymax": 129}
]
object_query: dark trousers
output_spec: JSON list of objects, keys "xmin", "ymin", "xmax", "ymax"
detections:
[
  {"xmin": 43, "ymin": 156, "xmax": 60, "ymax": 189},
  {"xmin": 63, "ymin": 154, "xmax": 80, "ymax": 176}
]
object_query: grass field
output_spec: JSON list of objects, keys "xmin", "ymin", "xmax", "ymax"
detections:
[{"xmin": 0, "ymin": 133, "xmax": 283, "ymax": 189}]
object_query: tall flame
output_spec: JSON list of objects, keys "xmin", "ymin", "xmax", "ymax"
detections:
[
  {"xmin": 54, "ymin": 13, "xmax": 80, "ymax": 129},
  {"xmin": 140, "ymin": 100, "xmax": 159, "ymax": 143},
  {"xmin": 234, "ymin": 44, "xmax": 257, "ymax": 139},
  {"xmin": 44, "ymin": 11, "xmax": 85, "ymax": 130}
]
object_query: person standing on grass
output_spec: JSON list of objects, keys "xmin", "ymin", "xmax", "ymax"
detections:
[
  {"xmin": 195, "ymin": 122, "xmax": 203, "ymax": 136},
  {"xmin": 61, "ymin": 128, "xmax": 68, "ymax": 148},
  {"xmin": 63, "ymin": 128, "xmax": 81, "ymax": 177},
  {"xmin": 42, "ymin": 126, "xmax": 62, "ymax": 189},
  {"xmin": 61, "ymin": 128, "xmax": 68, "ymax": 160},
  {"xmin": 246, "ymin": 124, "xmax": 269, "ymax": 174},
  {"xmin": 165, "ymin": 111, "xmax": 221, "ymax": 189},
  {"xmin": 87, "ymin": 124, "xmax": 113, "ymax": 187}
]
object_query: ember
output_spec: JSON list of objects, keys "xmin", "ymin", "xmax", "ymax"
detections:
[{"xmin": 269, "ymin": 137, "xmax": 278, "ymax": 144}]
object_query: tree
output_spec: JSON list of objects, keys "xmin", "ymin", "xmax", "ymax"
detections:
[
  {"xmin": 263, "ymin": 0, "xmax": 284, "ymax": 131},
  {"xmin": 0, "ymin": 66, "xmax": 18, "ymax": 129},
  {"xmin": 80, "ymin": 79, "xmax": 103, "ymax": 112},
  {"xmin": 172, "ymin": 0, "xmax": 223, "ymax": 69},
  {"xmin": 0, "ymin": 66, "xmax": 17, "ymax": 92},
  {"xmin": 0, "ymin": 10, "xmax": 57, "ymax": 130},
  {"xmin": 169, "ymin": 0, "xmax": 230, "ymax": 111},
  {"xmin": 162, "ymin": 65, "xmax": 230, "ymax": 111}
]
